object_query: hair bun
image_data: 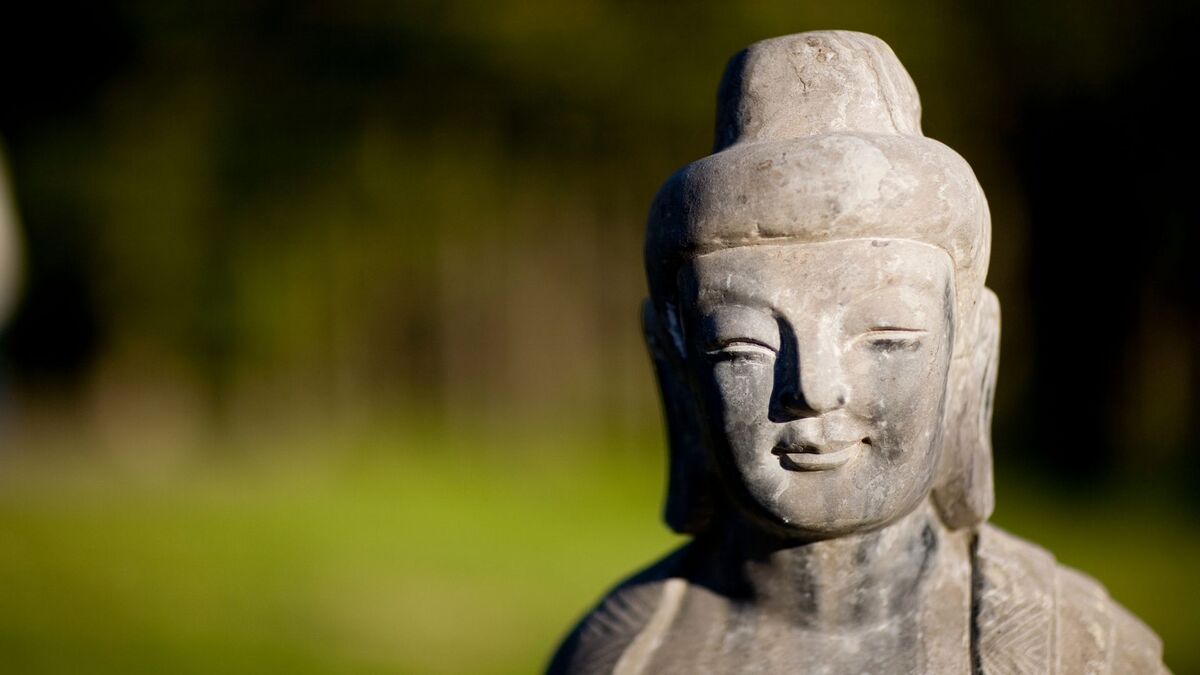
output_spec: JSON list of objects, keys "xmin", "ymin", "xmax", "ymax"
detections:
[{"xmin": 714, "ymin": 31, "xmax": 923, "ymax": 151}]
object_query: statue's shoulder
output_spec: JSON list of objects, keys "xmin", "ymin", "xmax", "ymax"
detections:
[
  {"xmin": 546, "ymin": 544, "xmax": 693, "ymax": 675},
  {"xmin": 974, "ymin": 524, "xmax": 1168, "ymax": 674}
]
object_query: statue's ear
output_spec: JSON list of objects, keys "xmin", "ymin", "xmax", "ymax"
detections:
[
  {"xmin": 933, "ymin": 288, "xmax": 1000, "ymax": 530},
  {"xmin": 642, "ymin": 299, "xmax": 717, "ymax": 534}
]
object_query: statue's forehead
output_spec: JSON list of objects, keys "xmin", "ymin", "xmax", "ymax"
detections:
[{"xmin": 685, "ymin": 238, "xmax": 953, "ymax": 301}]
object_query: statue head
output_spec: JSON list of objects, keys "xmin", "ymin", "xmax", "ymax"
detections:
[{"xmin": 643, "ymin": 31, "xmax": 1000, "ymax": 539}]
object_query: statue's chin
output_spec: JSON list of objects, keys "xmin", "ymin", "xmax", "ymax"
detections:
[
  {"xmin": 728, "ymin": 465, "xmax": 937, "ymax": 542},
  {"xmin": 738, "ymin": 498, "xmax": 932, "ymax": 542}
]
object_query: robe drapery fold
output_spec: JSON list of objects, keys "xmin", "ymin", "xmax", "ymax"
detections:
[{"xmin": 548, "ymin": 524, "xmax": 1167, "ymax": 674}]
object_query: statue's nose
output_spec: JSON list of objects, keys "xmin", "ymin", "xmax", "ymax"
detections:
[{"xmin": 770, "ymin": 333, "xmax": 848, "ymax": 420}]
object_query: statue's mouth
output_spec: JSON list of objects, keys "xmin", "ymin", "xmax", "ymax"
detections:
[{"xmin": 772, "ymin": 438, "xmax": 866, "ymax": 471}]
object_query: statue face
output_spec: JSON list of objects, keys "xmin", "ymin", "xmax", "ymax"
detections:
[{"xmin": 678, "ymin": 238, "xmax": 955, "ymax": 539}]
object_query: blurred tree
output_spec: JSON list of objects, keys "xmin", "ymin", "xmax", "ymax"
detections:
[{"xmin": 0, "ymin": 1, "xmax": 1193, "ymax": 492}]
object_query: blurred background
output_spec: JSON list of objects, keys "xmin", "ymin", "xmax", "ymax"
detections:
[{"xmin": 0, "ymin": 1, "xmax": 1197, "ymax": 673}]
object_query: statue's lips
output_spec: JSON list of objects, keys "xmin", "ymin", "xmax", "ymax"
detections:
[{"xmin": 772, "ymin": 439, "xmax": 865, "ymax": 471}]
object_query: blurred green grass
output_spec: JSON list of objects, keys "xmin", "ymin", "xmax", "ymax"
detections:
[{"xmin": 0, "ymin": 428, "xmax": 1195, "ymax": 674}]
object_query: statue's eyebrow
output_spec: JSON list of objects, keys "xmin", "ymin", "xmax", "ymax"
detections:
[{"xmin": 699, "ymin": 290, "xmax": 775, "ymax": 313}]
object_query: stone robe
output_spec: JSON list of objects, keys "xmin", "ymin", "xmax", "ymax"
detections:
[{"xmin": 548, "ymin": 525, "xmax": 1167, "ymax": 674}]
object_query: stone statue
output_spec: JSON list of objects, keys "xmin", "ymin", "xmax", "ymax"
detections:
[{"xmin": 548, "ymin": 31, "xmax": 1167, "ymax": 674}]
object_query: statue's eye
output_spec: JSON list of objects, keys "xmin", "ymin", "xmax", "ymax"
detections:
[
  {"xmin": 706, "ymin": 339, "xmax": 777, "ymax": 362},
  {"xmin": 859, "ymin": 328, "xmax": 926, "ymax": 353}
]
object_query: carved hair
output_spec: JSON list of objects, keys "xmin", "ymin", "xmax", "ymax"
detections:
[{"xmin": 642, "ymin": 31, "xmax": 998, "ymax": 533}]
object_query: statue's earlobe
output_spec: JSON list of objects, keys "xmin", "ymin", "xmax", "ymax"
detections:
[
  {"xmin": 642, "ymin": 299, "xmax": 717, "ymax": 534},
  {"xmin": 933, "ymin": 288, "xmax": 1000, "ymax": 530}
]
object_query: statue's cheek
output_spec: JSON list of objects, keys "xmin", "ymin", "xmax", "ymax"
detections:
[
  {"xmin": 849, "ymin": 347, "xmax": 943, "ymax": 405},
  {"xmin": 707, "ymin": 360, "xmax": 775, "ymax": 412}
]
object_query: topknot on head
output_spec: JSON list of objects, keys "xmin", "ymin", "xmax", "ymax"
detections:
[
  {"xmin": 645, "ymin": 31, "xmax": 992, "ymax": 349},
  {"xmin": 714, "ymin": 31, "xmax": 923, "ymax": 151}
]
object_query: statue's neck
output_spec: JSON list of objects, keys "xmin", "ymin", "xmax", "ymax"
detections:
[{"xmin": 708, "ymin": 499, "xmax": 965, "ymax": 632}]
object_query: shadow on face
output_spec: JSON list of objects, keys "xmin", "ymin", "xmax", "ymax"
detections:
[{"xmin": 678, "ymin": 238, "xmax": 956, "ymax": 539}]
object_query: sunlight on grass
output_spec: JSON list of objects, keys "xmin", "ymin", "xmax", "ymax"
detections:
[{"xmin": 0, "ymin": 428, "xmax": 1194, "ymax": 673}]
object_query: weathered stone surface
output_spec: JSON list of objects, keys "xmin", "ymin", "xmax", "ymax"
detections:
[{"xmin": 548, "ymin": 30, "xmax": 1166, "ymax": 674}]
